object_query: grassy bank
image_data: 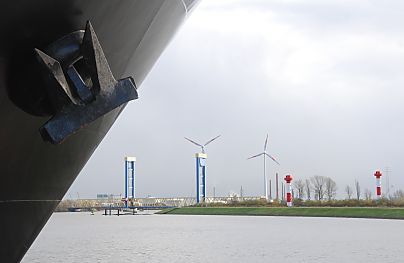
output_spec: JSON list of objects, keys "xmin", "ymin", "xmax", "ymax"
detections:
[{"xmin": 158, "ymin": 207, "xmax": 404, "ymax": 219}]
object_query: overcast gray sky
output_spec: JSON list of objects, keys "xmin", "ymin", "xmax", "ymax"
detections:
[{"xmin": 67, "ymin": 0, "xmax": 404, "ymax": 199}]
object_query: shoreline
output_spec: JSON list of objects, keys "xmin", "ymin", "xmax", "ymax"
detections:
[{"xmin": 157, "ymin": 207, "xmax": 404, "ymax": 220}]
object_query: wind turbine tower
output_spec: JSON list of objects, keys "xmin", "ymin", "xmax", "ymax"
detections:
[
  {"xmin": 185, "ymin": 135, "xmax": 221, "ymax": 204},
  {"xmin": 247, "ymin": 134, "xmax": 280, "ymax": 201}
]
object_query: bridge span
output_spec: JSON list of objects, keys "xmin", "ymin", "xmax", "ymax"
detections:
[{"xmin": 60, "ymin": 196, "xmax": 264, "ymax": 212}]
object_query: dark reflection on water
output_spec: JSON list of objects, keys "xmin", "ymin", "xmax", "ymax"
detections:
[{"xmin": 23, "ymin": 212, "xmax": 403, "ymax": 263}]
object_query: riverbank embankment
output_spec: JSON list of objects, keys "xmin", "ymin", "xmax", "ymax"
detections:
[{"xmin": 158, "ymin": 207, "xmax": 404, "ymax": 219}]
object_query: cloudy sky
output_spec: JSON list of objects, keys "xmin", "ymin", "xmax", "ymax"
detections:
[{"xmin": 67, "ymin": 0, "xmax": 404, "ymax": 199}]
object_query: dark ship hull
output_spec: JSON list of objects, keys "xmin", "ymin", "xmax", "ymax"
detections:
[{"xmin": 0, "ymin": 1, "xmax": 196, "ymax": 262}]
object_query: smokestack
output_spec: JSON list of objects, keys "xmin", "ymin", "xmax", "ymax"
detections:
[
  {"xmin": 269, "ymin": 179, "xmax": 272, "ymax": 200},
  {"xmin": 276, "ymin": 173, "xmax": 279, "ymax": 201}
]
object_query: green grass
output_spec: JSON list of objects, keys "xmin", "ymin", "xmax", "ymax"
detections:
[
  {"xmin": 161, "ymin": 207, "xmax": 404, "ymax": 219},
  {"xmin": 157, "ymin": 208, "xmax": 179, "ymax": 214}
]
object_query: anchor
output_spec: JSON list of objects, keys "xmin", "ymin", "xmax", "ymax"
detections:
[{"xmin": 35, "ymin": 21, "xmax": 138, "ymax": 144}]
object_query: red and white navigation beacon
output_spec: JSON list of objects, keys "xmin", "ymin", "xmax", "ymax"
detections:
[
  {"xmin": 284, "ymin": 175, "xmax": 293, "ymax": 207},
  {"xmin": 374, "ymin": 170, "xmax": 382, "ymax": 199}
]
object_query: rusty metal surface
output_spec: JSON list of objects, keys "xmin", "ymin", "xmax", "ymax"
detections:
[{"xmin": 36, "ymin": 22, "xmax": 138, "ymax": 144}]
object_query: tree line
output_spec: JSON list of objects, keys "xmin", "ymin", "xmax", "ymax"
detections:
[{"xmin": 293, "ymin": 176, "xmax": 376, "ymax": 201}]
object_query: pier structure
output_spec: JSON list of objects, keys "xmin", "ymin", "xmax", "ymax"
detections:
[
  {"xmin": 124, "ymin": 156, "xmax": 136, "ymax": 208},
  {"xmin": 374, "ymin": 170, "xmax": 382, "ymax": 199},
  {"xmin": 195, "ymin": 153, "xmax": 207, "ymax": 203},
  {"xmin": 284, "ymin": 175, "xmax": 293, "ymax": 207}
]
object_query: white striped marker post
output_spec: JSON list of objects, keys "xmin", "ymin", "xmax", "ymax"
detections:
[
  {"xmin": 284, "ymin": 175, "xmax": 293, "ymax": 207},
  {"xmin": 374, "ymin": 170, "xmax": 382, "ymax": 199}
]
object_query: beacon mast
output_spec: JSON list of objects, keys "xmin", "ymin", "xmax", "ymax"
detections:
[
  {"xmin": 374, "ymin": 170, "xmax": 382, "ymax": 199},
  {"xmin": 284, "ymin": 175, "xmax": 293, "ymax": 207}
]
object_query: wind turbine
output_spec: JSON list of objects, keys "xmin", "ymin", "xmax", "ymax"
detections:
[
  {"xmin": 247, "ymin": 134, "xmax": 280, "ymax": 201},
  {"xmin": 184, "ymin": 135, "xmax": 221, "ymax": 153}
]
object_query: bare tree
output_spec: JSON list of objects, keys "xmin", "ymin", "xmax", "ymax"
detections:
[
  {"xmin": 311, "ymin": 175, "xmax": 327, "ymax": 201},
  {"xmin": 294, "ymin": 179, "xmax": 305, "ymax": 199},
  {"xmin": 354, "ymin": 180, "xmax": 361, "ymax": 200},
  {"xmin": 305, "ymin": 179, "xmax": 311, "ymax": 200},
  {"xmin": 364, "ymin": 188, "xmax": 372, "ymax": 200},
  {"xmin": 325, "ymin": 177, "xmax": 337, "ymax": 200},
  {"xmin": 345, "ymin": 185, "xmax": 353, "ymax": 199},
  {"xmin": 392, "ymin": 189, "xmax": 404, "ymax": 200}
]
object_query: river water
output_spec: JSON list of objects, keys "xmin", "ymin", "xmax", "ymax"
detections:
[{"xmin": 23, "ymin": 212, "xmax": 403, "ymax": 263}]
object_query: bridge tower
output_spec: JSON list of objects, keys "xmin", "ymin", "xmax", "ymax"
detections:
[
  {"xmin": 124, "ymin": 156, "xmax": 136, "ymax": 208},
  {"xmin": 195, "ymin": 153, "xmax": 207, "ymax": 204}
]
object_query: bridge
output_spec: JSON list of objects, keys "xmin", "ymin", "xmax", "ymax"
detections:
[{"xmin": 62, "ymin": 196, "xmax": 264, "ymax": 212}]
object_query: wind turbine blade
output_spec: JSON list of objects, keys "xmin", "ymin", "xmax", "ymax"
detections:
[
  {"xmin": 204, "ymin": 135, "xmax": 221, "ymax": 146},
  {"xmin": 265, "ymin": 153, "xmax": 280, "ymax": 165},
  {"xmin": 247, "ymin": 152, "xmax": 264, "ymax": 160},
  {"xmin": 264, "ymin": 134, "xmax": 268, "ymax": 151},
  {"xmin": 184, "ymin": 137, "xmax": 202, "ymax": 147}
]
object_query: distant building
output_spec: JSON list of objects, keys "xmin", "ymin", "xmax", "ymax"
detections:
[
  {"xmin": 96, "ymin": 194, "xmax": 122, "ymax": 200},
  {"xmin": 97, "ymin": 194, "xmax": 110, "ymax": 199}
]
